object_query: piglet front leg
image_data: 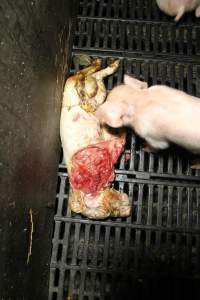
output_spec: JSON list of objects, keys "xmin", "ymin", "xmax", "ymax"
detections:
[
  {"xmin": 191, "ymin": 159, "xmax": 200, "ymax": 169},
  {"xmin": 195, "ymin": 4, "xmax": 200, "ymax": 17}
]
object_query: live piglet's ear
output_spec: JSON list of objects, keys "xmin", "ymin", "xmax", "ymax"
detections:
[{"xmin": 124, "ymin": 75, "xmax": 148, "ymax": 90}]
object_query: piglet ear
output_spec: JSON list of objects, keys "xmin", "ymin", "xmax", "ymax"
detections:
[{"xmin": 124, "ymin": 74, "xmax": 148, "ymax": 89}]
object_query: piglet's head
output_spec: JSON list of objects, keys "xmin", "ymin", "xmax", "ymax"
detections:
[
  {"xmin": 95, "ymin": 96, "xmax": 130, "ymax": 128},
  {"xmin": 95, "ymin": 75, "xmax": 148, "ymax": 128}
]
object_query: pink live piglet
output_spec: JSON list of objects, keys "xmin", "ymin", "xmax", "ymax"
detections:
[
  {"xmin": 95, "ymin": 75, "xmax": 200, "ymax": 154},
  {"xmin": 156, "ymin": 0, "xmax": 200, "ymax": 21}
]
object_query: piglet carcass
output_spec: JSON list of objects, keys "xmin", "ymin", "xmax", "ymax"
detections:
[{"xmin": 60, "ymin": 58, "xmax": 131, "ymax": 219}]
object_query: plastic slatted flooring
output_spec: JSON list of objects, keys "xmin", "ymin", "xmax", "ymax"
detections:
[{"xmin": 49, "ymin": 1, "xmax": 200, "ymax": 299}]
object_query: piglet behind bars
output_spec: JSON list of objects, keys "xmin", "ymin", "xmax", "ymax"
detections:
[
  {"xmin": 156, "ymin": 0, "xmax": 200, "ymax": 22},
  {"xmin": 95, "ymin": 75, "xmax": 200, "ymax": 156}
]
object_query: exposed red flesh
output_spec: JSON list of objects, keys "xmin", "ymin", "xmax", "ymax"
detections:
[{"xmin": 70, "ymin": 137, "xmax": 125, "ymax": 195}]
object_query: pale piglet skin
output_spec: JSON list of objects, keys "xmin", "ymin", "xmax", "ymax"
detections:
[
  {"xmin": 95, "ymin": 75, "xmax": 200, "ymax": 154},
  {"xmin": 156, "ymin": 0, "xmax": 200, "ymax": 21}
]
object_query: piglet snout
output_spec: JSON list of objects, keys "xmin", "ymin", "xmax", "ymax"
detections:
[{"xmin": 95, "ymin": 104, "xmax": 124, "ymax": 128}]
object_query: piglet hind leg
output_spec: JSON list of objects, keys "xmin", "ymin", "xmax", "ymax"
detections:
[
  {"xmin": 92, "ymin": 60, "xmax": 120, "ymax": 80},
  {"xmin": 77, "ymin": 58, "xmax": 102, "ymax": 76},
  {"xmin": 174, "ymin": 6, "xmax": 185, "ymax": 22},
  {"xmin": 195, "ymin": 5, "xmax": 200, "ymax": 17}
]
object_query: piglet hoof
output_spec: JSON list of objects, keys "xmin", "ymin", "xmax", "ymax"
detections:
[
  {"xmin": 191, "ymin": 160, "xmax": 200, "ymax": 170},
  {"xmin": 142, "ymin": 143, "xmax": 157, "ymax": 153},
  {"xmin": 191, "ymin": 157, "xmax": 200, "ymax": 169}
]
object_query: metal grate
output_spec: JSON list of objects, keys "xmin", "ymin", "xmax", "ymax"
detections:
[
  {"xmin": 49, "ymin": 1, "xmax": 200, "ymax": 299},
  {"xmin": 74, "ymin": 19, "xmax": 200, "ymax": 60},
  {"xmin": 78, "ymin": 0, "xmax": 200, "ymax": 23}
]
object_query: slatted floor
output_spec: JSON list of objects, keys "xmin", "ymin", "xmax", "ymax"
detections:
[{"xmin": 49, "ymin": 1, "xmax": 200, "ymax": 299}]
